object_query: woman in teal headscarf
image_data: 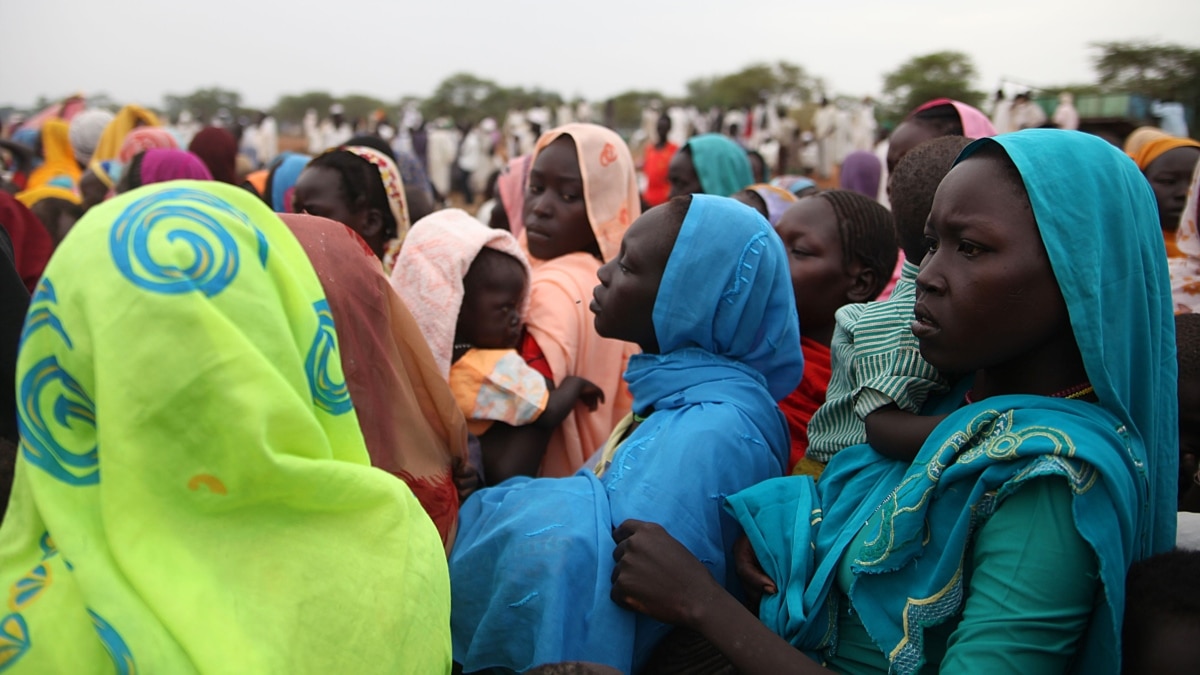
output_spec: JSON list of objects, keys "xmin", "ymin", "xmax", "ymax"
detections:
[
  {"xmin": 610, "ymin": 130, "xmax": 1177, "ymax": 674},
  {"xmin": 448, "ymin": 195, "xmax": 803, "ymax": 673},
  {"xmin": 667, "ymin": 133, "xmax": 755, "ymax": 198}
]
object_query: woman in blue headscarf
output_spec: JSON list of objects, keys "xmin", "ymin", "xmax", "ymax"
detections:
[
  {"xmin": 667, "ymin": 133, "xmax": 755, "ymax": 198},
  {"xmin": 448, "ymin": 195, "xmax": 804, "ymax": 673},
  {"xmin": 264, "ymin": 152, "xmax": 310, "ymax": 213},
  {"xmin": 610, "ymin": 130, "xmax": 1177, "ymax": 674}
]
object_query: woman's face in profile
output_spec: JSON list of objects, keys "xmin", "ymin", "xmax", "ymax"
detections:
[{"xmin": 912, "ymin": 155, "xmax": 1070, "ymax": 375}]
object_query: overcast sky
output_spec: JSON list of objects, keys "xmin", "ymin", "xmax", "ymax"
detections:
[{"xmin": 2, "ymin": 0, "xmax": 1196, "ymax": 110}]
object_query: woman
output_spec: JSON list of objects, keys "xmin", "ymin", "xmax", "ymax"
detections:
[
  {"xmin": 517, "ymin": 123, "xmax": 641, "ymax": 475},
  {"xmin": 610, "ymin": 130, "xmax": 1176, "ymax": 673},
  {"xmin": 116, "ymin": 148, "xmax": 213, "ymax": 193},
  {"xmin": 1130, "ymin": 134, "xmax": 1200, "ymax": 253},
  {"xmin": 279, "ymin": 212, "xmax": 469, "ymax": 546},
  {"xmin": 264, "ymin": 152, "xmax": 310, "ymax": 212},
  {"xmin": 667, "ymin": 133, "xmax": 755, "ymax": 199},
  {"xmin": 1170, "ymin": 164, "xmax": 1200, "ymax": 313},
  {"xmin": 838, "ymin": 151, "xmax": 882, "ymax": 200},
  {"xmin": 91, "ymin": 104, "xmax": 161, "ymax": 163},
  {"xmin": 450, "ymin": 195, "xmax": 803, "ymax": 673},
  {"xmin": 0, "ymin": 191, "xmax": 54, "ymax": 291},
  {"xmin": 0, "ymin": 181, "xmax": 452, "ymax": 672},
  {"xmin": 886, "ymin": 98, "xmax": 996, "ymax": 173},
  {"xmin": 25, "ymin": 119, "xmax": 81, "ymax": 192},
  {"xmin": 188, "ymin": 127, "xmax": 240, "ymax": 185},
  {"xmin": 117, "ymin": 127, "xmax": 178, "ymax": 164}
]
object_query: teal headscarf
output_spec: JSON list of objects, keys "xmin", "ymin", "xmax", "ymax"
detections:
[
  {"xmin": 684, "ymin": 134, "xmax": 754, "ymax": 197},
  {"xmin": 727, "ymin": 129, "xmax": 1177, "ymax": 674}
]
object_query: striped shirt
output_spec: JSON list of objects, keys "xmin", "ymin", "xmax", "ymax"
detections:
[{"xmin": 805, "ymin": 262, "xmax": 948, "ymax": 463}]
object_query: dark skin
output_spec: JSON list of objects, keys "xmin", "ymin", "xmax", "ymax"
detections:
[
  {"xmin": 773, "ymin": 198, "xmax": 876, "ymax": 346},
  {"xmin": 732, "ymin": 190, "xmax": 769, "ymax": 220},
  {"xmin": 886, "ymin": 121, "xmax": 939, "ymax": 174},
  {"xmin": 455, "ymin": 251, "xmax": 603, "ymax": 483},
  {"xmin": 525, "ymin": 136, "xmax": 600, "ymax": 261},
  {"xmin": 79, "ymin": 169, "xmax": 108, "ymax": 212},
  {"xmin": 1177, "ymin": 373, "xmax": 1200, "ymax": 512},
  {"xmin": 1144, "ymin": 146, "xmax": 1200, "ymax": 232},
  {"xmin": 655, "ymin": 115, "xmax": 671, "ymax": 149},
  {"xmin": 667, "ymin": 148, "xmax": 703, "ymax": 199},
  {"xmin": 488, "ymin": 193, "xmax": 510, "ymax": 231},
  {"xmin": 292, "ymin": 166, "xmax": 388, "ymax": 259},
  {"xmin": 611, "ymin": 155, "xmax": 1088, "ymax": 674}
]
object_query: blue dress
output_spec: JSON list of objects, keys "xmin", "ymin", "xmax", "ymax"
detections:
[{"xmin": 448, "ymin": 195, "xmax": 804, "ymax": 672}]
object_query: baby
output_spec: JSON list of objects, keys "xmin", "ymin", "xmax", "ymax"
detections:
[{"xmin": 393, "ymin": 209, "xmax": 601, "ymax": 483}]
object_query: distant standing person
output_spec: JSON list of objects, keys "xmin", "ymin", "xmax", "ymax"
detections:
[
  {"xmin": 1011, "ymin": 93, "xmax": 1048, "ymax": 130},
  {"xmin": 1053, "ymin": 93, "xmax": 1080, "ymax": 130},
  {"xmin": 813, "ymin": 98, "xmax": 838, "ymax": 180},
  {"xmin": 641, "ymin": 114, "xmax": 677, "ymax": 208}
]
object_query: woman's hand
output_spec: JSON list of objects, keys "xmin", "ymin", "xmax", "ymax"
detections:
[
  {"xmin": 734, "ymin": 534, "xmax": 777, "ymax": 613},
  {"xmin": 610, "ymin": 519, "xmax": 723, "ymax": 629}
]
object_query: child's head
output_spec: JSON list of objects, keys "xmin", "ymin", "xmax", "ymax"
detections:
[
  {"xmin": 293, "ymin": 147, "xmax": 406, "ymax": 259},
  {"xmin": 592, "ymin": 196, "xmax": 689, "ymax": 353},
  {"xmin": 1177, "ymin": 313, "xmax": 1200, "ymax": 505},
  {"xmin": 1122, "ymin": 549, "xmax": 1200, "ymax": 673},
  {"xmin": 456, "ymin": 248, "xmax": 528, "ymax": 351},
  {"xmin": 524, "ymin": 124, "xmax": 639, "ymax": 264},
  {"xmin": 733, "ymin": 185, "xmax": 798, "ymax": 227},
  {"xmin": 774, "ymin": 191, "xmax": 897, "ymax": 343},
  {"xmin": 889, "ymin": 136, "xmax": 974, "ymax": 263}
]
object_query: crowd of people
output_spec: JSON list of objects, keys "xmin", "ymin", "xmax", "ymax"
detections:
[{"xmin": 0, "ymin": 87, "xmax": 1198, "ymax": 674}]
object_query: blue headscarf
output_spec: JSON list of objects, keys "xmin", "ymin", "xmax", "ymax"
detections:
[
  {"xmin": 448, "ymin": 195, "xmax": 803, "ymax": 673},
  {"xmin": 266, "ymin": 152, "xmax": 310, "ymax": 212},
  {"xmin": 726, "ymin": 130, "xmax": 1177, "ymax": 673},
  {"xmin": 685, "ymin": 134, "xmax": 755, "ymax": 197}
]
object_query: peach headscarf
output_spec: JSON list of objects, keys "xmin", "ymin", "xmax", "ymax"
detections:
[
  {"xmin": 280, "ymin": 213, "xmax": 468, "ymax": 548},
  {"xmin": 391, "ymin": 209, "xmax": 532, "ymax": 379},
  {"xmin": 530, "ymin": 123, "xmax": 640, "ymax": 263},
  {"xmin": 118, "ymin": 127, "xmax": 179, "ymax": 164},
  {"xmin": 1130, "ymin": 136, "xmax": 1200, "ymax": 171}
]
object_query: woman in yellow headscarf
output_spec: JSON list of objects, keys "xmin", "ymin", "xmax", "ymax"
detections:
[
  {"xmin": 0, "ymin": 181, "xmax": 452, "ymax": 673},
  {"xmin": 89, "ymin": 104, "xmax": 161, "ymax": 163},
  {"xmin": 24, "ymin": 119, "xmax": 81, "ymax": 192}
]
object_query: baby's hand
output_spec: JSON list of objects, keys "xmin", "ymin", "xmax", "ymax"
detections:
[{"xmin": 562, "ymin": 376, "xmax": 605, "ymax": 412}]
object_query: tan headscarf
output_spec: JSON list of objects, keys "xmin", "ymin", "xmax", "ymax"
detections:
[
  {"xmin": 1123, "ymin": 126, "xmax": 1170, "ymax": 156},
  {"xmin": 530, "ymin": 123, "xmax": 640, "ymax": 263},
  {"xmin": 280, "ymin": 213, "xmax": 468, "ymax": 548}
]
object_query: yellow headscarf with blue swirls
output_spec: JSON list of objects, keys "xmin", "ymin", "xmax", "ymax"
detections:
[{"xmin": 0, "ymin": 181, "xmax": 451, "ymax": 673}]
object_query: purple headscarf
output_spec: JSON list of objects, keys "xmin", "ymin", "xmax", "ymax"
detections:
[
  {"xmin": 139, "ymin": 149, "xmax": 214, "ymax": 185},
  {"xmin": 839, "ymin": 151, "xmax": 883, "ymax": 200}
]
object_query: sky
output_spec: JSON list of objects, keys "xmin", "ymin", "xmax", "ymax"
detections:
[{"xmin": 2, "ymin": 0, "xmax": 1197, "ymax": 111}]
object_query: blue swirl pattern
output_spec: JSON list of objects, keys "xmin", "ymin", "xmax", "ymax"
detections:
[
  {"xmin": 87, "ymin": 610, "xmax": 136, "ymax": 675},
  {"xmin": 17, "ymin": 356, "xmax": 98, "ymax": 486},
  {"xmin": 20, "ymin": 280, "xmax": 72, "ymax": 349},
  {"xmin": 109, "ymin": 187, "xmax": 268, "ymax": 296},
  {"xmin": 305, "ymin": 300, "xmax": 352, "ymax": 415}
]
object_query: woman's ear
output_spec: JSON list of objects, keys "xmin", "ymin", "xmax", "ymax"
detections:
[
  {"xmin": 845, "ymin": 261, "xmax": 879, "ymax": 303},
  {"xmin": 360, "ymin": 208, "xmax": 386, "ymax": 239}
]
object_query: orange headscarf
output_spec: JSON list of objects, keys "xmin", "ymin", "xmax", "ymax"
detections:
[
  {"xmin": 279, "ymin": 213, "xmax": 468, "ymax": 549},
  {"xmin": 26, "ymin": 119, "xmax": 82, "ymax": 191},
  {"xmin": 1130, "ymin": 136, "xmax": 1200, "ymax": 170}
]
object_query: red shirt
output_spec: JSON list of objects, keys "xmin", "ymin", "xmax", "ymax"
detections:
[
  {"xmin": 778, "ymin": 336, "xmax": 832, "ymax": 473},
  {"xmin": 642, "ymin": 142, "xmax": 678, "ymax": 207}
]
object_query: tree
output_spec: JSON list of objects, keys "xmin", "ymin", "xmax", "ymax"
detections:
[
  {"xmin": 686, "ymin": 61, "xmax": 815, "ymax": 110},
  {"xmin": 421, "ymin": 73, "xmax": 502, "ymax": 127},
  {"xmin": 339, "ymin": 94, "xmax": 388, "ymax": 123},
  {"xmin": 606, "ymin": 90, "xmax": 666, "ymax": 132},
  {"xmin": 880, "ymin": 51, "xmax": 984, "ymax": 124},
  {"xmin": 1092, "ymin": 41, "xmax": 1200, "ymax": 135},
  {"xmin": 273, "ymin": 92, "xmax": 337, "ymax": 125},
  {"xmin": 162, "ymin": 87, "xmax": 243, "ymax": 124}
]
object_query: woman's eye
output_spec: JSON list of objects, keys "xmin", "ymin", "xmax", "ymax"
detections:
[
  {"xmin": 924, "ymin": 237, "xmax": 939, "ymax": 253},
  {"xmin": 561, "ymin": 193, "xmax": 578, "ymax": 203},
  {"xmin": 958, "ymin": 241, "xmax": 984, "ymax": 257}
]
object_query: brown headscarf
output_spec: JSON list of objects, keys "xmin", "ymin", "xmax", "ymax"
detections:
[{"xmin": 279, "ymin": 213, "xmax": 469, "ymax": 548}]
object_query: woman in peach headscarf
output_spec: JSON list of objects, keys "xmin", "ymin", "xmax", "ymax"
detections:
[
  {"xmin": 280, "ymin": 213, "xmax": 469, "ymax": 546},
  {"xmin": 520, "ymin": 123, "xmax": 641, "ymax": 476},
  {"xmin": 117, "ymin": 127, "xmax": 178, "ymax": 164}
]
